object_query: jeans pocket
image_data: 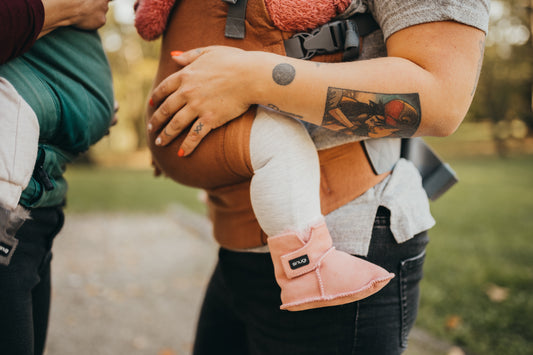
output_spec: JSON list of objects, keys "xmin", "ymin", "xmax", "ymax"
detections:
[{"xmin": 399, "ymin": 250, "xmax": 426, "ymax": 348}]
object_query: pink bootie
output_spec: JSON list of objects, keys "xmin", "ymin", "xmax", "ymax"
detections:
[{"xmin": 268, "ymin": 222, "xmax": 394, "ymax": 311}]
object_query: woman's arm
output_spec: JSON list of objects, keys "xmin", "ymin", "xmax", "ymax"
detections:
[
  {"xmin": 0, "ymin": 0, "xmax": 111, "ymax": 64},
  {"xmin": 148, "ymin": 20, "xmax": 485, "ymax": 156},
  {"xmin": 0, "ymin": 0, "xmax": 44, "ymax": 64}
]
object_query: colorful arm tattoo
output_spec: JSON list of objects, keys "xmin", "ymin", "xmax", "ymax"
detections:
[{"xmin": 322, "ymin": 87, "xmax": 421, "ymax": 138}]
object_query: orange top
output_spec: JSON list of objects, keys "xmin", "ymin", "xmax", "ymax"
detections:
[{"xmin": 148, "ymin": 0, "xmax": 388, "ymax": 249}]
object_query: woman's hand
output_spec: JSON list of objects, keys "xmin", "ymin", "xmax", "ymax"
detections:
[
  {"xmin": 40, "ymin": 0, "xmax": 111, "ymax": 37},
  {"xmin": 147, "ymin": 46, "xmax": 256, "ymax": 156},
  {"xmin": 70, "ymin": 0, "xmax": 111, "ymax": 30}
]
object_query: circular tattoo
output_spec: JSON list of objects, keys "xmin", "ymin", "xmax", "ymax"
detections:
[{"xmin": 272, "ymin": 63, "xmax": 296, "ymax": 86}]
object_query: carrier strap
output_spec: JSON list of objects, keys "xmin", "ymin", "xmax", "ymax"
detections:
[
  {"xmin": 223, "ymin": 0, "xmax": 249, "ymax": 39},
  {"xmin": 401, "ymin": 138, "xmax": 458, "ymax": 200}
]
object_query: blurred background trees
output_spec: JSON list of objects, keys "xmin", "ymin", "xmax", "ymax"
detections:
[
  {"xmin": 90, "ymin": 0, "xmax": 160, "ymax": 165},
  {"xmin": 92, "ymin": 0, "xmax": 533, "ymax": 164},
  {"xmin": 469, "ymin": 0, "xmax": 533, "ymax": 155}
]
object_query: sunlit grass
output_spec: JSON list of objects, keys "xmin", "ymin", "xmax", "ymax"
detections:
[
  {"xmin": 63, "ymin": 165, "xmax": 206, "ymax": 214},
  {"xmin": 419, "ymin": 155, "xmax": 533, "ymax": 355}
]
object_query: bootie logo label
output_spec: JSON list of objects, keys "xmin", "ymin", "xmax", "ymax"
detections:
[
  {"xmin": 289, "ymin": 255, "xmax": 309, "ymax": 270},
  {"xmin": 0, "ymin": 242, "xmax": 12, "ymax": 257}
]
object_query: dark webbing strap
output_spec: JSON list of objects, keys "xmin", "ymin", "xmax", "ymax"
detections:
[
  {"xmin": 400, "ymin": 138, "xmax": 458, "ymax": 200},
  {"xmin": 223, "ymin": 0, "xmax": 249, "ymax": 39}
]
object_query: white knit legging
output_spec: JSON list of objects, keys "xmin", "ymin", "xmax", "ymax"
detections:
[{"xmin": 250, "ymin": 106, "xmax": 323, "ymax": 237}]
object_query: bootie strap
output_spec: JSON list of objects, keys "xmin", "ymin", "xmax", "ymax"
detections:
[{"xmin": 269, "ymin": 223, "xmax": 333, "ymax": 279}]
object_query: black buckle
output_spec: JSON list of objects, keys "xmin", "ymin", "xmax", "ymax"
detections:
[
  {"xmin": 34, "ymin": 148, "xmax": 54, "ymax": 191},
  {"xmin": 284, "ymin": 19, "xmax": 360, "ymax": 60}
]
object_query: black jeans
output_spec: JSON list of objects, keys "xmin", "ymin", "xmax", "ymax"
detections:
[
  {"xmin": 193, "ymin": 207, "xmax": 429, "ymax": 355},
  {"xmin": 0, "ymin": 206, "xmax": 64, "ymax": 355}
]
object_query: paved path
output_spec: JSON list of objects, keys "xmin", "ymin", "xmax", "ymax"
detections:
[{"xmin": 45, "ymin": 207, "xmax": 454, "ymax": 355}]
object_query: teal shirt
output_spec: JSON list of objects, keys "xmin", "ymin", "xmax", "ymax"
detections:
[{"xmin": 0, "ymin": 27, "xmax": 115, "ymax": 207}]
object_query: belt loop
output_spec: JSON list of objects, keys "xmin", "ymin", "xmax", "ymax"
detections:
[{"xmin": 223, "ymin": 0, "xmax": 249, "ymax": 39}]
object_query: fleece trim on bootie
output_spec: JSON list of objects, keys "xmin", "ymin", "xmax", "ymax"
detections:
[{"xmin": 268, "ymin": 221, "xmax": 395, "ymax": 311}]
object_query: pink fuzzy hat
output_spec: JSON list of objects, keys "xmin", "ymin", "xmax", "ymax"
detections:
[
  {"xmin": 134, "ymin": 0, "xmax": 352, "ymax": 41},
  {"xmin": 134, "ymin": 0, "xmax": 178, "ymax": 41}
]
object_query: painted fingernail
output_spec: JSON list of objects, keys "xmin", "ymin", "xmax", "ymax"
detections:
[
  {"xmin": 171, "ymin": 51, "xmax": 184, "ymax": 57},
  {"xmin": 155, "ymin": 137, "xmax": 162, "ymax": 146},
  {"xmin": 147, "ymin": 123, "xmax": 153, "ymax": 132},
  {"xmin": 149, "ymin": 98, "xmax": 154, "ymax": 107},
  {"xmin": 177, "ymin": 148, "xmax": 185, "ymax": 157}
]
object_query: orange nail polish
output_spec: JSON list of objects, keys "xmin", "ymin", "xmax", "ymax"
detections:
[
  {"xmin": 171, "ymin": 51, "xmax": 184, "ymax": 57},
  {"xmin": 178, "ymin": 148, "xmax": 185, "ymax": 157},
  {"xmin": 149, "ymin": 98, "xmax": 154, "ymax": 107}
]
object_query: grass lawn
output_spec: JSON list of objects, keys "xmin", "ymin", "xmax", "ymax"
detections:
[
  {"xmin": 64, "ymin": 167, "xmax": 206, "ymax": 214},
  {"xmin": 64, "ymin": 155, "xmax": 533, "ymax": 355},
  {"xmin": 418, "ymin": 155, "xmax": 533, "ymax": 355}
]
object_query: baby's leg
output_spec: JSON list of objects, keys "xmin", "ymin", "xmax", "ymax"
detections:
[
  {"xmin": 250, "ymin": 106, "xmax": 323, "ymax": 237},
  {"xmin": 249, "ymin": 106, "xmax": 394, "ymax": 311}
]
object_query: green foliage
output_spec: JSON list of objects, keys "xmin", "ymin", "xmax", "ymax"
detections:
[
  {"xmin": 97, "ymin": 5, "xmax": 161, "ymax": 152},
  {"xmin": 418, "ymin": 155, "xmax": 533, "ymax": 355},
  {"xmin": 469, "ymin": 0, "xmax": 533, "ymax": 130}
]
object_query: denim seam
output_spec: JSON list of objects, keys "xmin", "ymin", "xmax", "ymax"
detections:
[
  {"xmin": 351, "ymin": 301, "xmax": 360, "ymax": 355},
  {"xmin": 400, "ymin": 272, "xmax": 409, "ymax": 348}
]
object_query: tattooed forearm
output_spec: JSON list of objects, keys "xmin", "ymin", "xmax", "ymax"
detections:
[
  {"xmin": 272, "ymin": 63, "xmax": 295, "ymax": 86},
  {"xmin": 322, "ymin": 87, "xmax": 421, "ymax": 138}
]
